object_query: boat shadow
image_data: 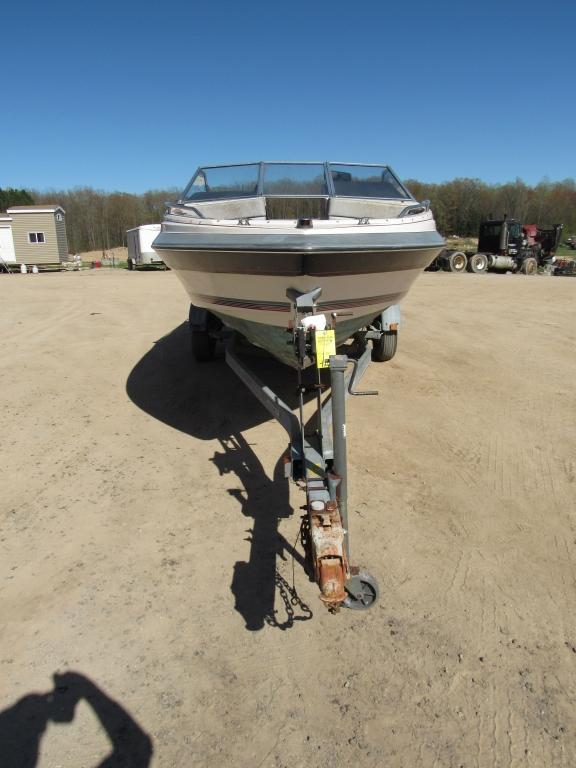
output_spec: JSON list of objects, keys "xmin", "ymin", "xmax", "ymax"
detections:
[{"xmin": 126, "ymin": 322, "xmax": 314, "ymax": 631}]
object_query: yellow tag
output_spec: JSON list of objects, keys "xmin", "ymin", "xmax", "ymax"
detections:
[{"xmin": 314, "ymin": 329, "xmax": 336, "ymax": 369}]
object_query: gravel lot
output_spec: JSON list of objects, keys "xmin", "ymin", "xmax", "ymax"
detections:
[{"xmin": 1, "ymin": 269, "xmax": 575, "ymax": 767}]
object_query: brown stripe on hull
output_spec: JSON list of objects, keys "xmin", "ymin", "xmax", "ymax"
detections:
[{"xmin": 162, "ymin": 247, "xmax": 437, "ymax": 276}]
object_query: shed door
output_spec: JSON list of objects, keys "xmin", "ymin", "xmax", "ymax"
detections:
[{"xmin": 0, "ymin": 227, "xmax": 16, "ymax": 263}]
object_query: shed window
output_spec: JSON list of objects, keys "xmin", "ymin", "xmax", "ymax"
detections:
[
  {"xmin": 28, "ymin": 232, "xmax": 45, "ymax": 243},
  {"xmin": 56, "ymin": 213, "xmax": 63, "ymax": 222}
]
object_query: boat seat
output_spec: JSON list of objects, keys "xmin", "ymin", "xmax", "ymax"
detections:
[
  {"xmin": 183, "ymin": 196, "xmax": 266, "ymax": 220},
  {"xmin": 328, "ymin": 197, "xmax": 408, "ymax": 220}
]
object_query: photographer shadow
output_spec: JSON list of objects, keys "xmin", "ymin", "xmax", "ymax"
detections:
[
  {"xmin": 0, "ymin": 671, "xmax": 152, "ymax": 768},
  {"xmin": 126, "ymin": 323, "xmax": 313, "ymax": 630}
]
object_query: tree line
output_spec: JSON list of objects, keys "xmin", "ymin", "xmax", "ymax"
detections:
[
  {"xmin": 405, "ymin": 177, "xmax": 576, "ymax": 238},
  {"xmin": 2, "ymin": 178, "xmax": 575, "ymax": 253},
  {"xmin": 30, "ymin": 187, "xmax": 180, "ymax": 254}
]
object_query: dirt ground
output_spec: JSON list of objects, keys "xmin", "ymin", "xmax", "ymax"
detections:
[{"xmin": 1, "ymin": 269, "xmax": 575, "ymax": 768}]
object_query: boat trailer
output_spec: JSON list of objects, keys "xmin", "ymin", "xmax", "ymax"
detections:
[{"xmin": 222, "ymin": 287, "xmax": 396, "ymax": 612}]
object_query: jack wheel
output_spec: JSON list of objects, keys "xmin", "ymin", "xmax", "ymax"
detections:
[{"xmin": 343, "ymin": 570, "xmax": 379, "ymax": 610}]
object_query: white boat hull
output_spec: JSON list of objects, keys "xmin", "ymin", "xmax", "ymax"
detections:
[
  {"xmin": 160, "ymin": 253, "xmax": 436, "ymax": 366},
  {"xmin": 154, "ymin": 206, "xmax": 444, "ymax": 366}
]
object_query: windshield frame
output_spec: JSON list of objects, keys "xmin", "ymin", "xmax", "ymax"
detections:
[{"xmin": 179, "ymin": 161, "xmax": 414, "ymax": 202}]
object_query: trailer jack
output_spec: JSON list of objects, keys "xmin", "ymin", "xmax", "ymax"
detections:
[{"xmin": 226, "ymin": 288, "xmax": 381, "ymax": 613}]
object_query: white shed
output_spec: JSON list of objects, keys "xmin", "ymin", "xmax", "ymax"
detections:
[
  {"xmin": 0, "ymin": 213, "xmax": 16, "ymax": 265},
  {"xmin": 126, "ymin": 224, "xmax": 163, "ymax": 269}
]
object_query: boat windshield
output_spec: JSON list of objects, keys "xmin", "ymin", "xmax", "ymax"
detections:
[
  {"xmin": 181, "ymin": 162, "xmax": 411, "ymax": 201},
  {"xmin": 262, "ymin": 164, "xmax": 328, "ymax": 195},
  {"xmin": 329, "ymin": 164, "xmax": 408, "ymax": 199},
  {"xmin": 183, "ymin": 164, "xmax": 260, "ymax": 200}
]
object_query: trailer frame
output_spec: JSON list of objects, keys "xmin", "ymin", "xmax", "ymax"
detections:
[{"xmin": 221, "ymin": 288, "xmax": 386, "ymax": 611}]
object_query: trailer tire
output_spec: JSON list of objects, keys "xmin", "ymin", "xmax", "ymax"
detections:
[
  {"xmin": 442, "ymin": 251, "xmax": 467, "ymax": 273},
  {"xmin": 372, "ymin": 330, "xmax": 397, "ymax": 362},
  {"xmin": 467, "ymin": 253, "xmax": 488, "ymax": 274},
  {"xmin": 191, "ymin": 330, "xmax": 216, "ymax": 362},
  {"xmin": 520, "ymin": 257, "xmax": 538, "ymax": 275}
]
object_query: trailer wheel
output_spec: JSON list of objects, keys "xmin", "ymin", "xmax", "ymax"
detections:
[
  {"xmin": 372, "ymin": 330, "xmax": 397, "ymax": 362},
  {"xmin": 127, "ymin": 257, "xmax": 135, "ymax": 271},
  {"xmin": 467, "ymin": 253, "xmax": 488, "ymax": 274},
  {"xmin": 191, "ymin": 330, "xmax": 216, "ymax": 362},
  {"xmin": 442, "ymin": 251, "xmax": 467, "ymax": 273},
  {"xmin": 520, "ymin": 257, "xmax": 538, "ymax": 275}
]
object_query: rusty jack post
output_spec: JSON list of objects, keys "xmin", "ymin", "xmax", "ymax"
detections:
[{"xmin": 309, "ymin": 498, "xmax": 348, "ymax": 609}]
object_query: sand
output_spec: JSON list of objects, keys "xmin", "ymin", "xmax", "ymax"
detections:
[{"xmin": 1, "ymin": 268, "xmax": 575, "ymax": 767}]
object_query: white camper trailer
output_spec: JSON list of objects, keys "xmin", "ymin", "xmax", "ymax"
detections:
[{"xmin": 126, "ymin": 224, "xmax": 163, "ymax": 269}]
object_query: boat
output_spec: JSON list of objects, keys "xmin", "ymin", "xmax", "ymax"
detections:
[
  {"xmin": 153, "ymin": 163, "xmax": 445, "ymax": 610},
  {"xmin": 153, "ymin": 162, "xmax": 444, "ymax": 366}
]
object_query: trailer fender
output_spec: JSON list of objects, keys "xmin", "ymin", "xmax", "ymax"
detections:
[{"xmin": 380, "ymin": 304, "xmax": 401, "ymax": 332}]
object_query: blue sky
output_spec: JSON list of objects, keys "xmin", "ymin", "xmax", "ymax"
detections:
[{"xmin": 2, "ymin": 0, "xmax": 574, "ymax": 193}]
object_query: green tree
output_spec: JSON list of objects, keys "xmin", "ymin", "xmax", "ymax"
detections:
[{"xmin": 0, "ymin": 188, "xmax": 35, "ymax": 211}]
